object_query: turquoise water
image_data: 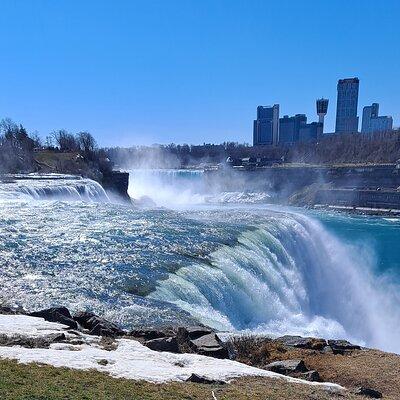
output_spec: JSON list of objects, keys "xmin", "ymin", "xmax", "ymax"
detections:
[
  {"xmin": 1, "ymin": 171, "xmax": 400, "ymax": 353},
  {"xmin": 316, "ymin": 212, "xmax": 400, "ymax": 279}
]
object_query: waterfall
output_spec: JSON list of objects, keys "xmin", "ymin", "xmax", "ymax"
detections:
[
  {"xmin": 150, "ymin": 211, "xmax": 400, "ymax": 353},
  {"xmin": 128, "ymin": 169, "xmax": 271, "ymax": 207},
  {"xmin": 128, "ymin": 169, "xmax": 205, "ymax": 206},
  {"xmin": 0, "ymin": 175, "xmax": 109, "ymax": 202}
]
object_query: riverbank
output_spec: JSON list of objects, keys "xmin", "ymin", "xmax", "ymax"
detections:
[{"xmin": 1, "ymin": 307, "xmax": 397, "ymax": 398}]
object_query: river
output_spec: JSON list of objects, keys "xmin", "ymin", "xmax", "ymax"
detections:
[{"xmin": 1, "ymin": 170, "xmax": 400, "ymax": 353}]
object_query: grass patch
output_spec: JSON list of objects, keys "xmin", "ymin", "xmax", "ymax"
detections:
[{"xmin": 0, "ymin": 358, "xmax": 361, "ymax": 400}]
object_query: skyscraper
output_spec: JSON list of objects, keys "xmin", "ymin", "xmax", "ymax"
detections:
[
  {"xmin": 279, "ymin": 114, "xmax": 307, "ymax": 145},
  {"xmin": 253, "ymin": 105, "xmax": 279, "ymax": 146},
  {"xmin": 335, "ymin": 78, "xmax": 359, "ymax": 133},
  {"xmin": 361, "ymin": 103, "xmax": 393, "ymax": 135}
]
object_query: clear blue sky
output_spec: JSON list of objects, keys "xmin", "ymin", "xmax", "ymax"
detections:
[{"xmin": 0, "ymin": 0, "xmax": 399, "ymax": 146}]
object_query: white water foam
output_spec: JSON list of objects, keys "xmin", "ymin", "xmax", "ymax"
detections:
[
  {"xmin": 0, "ymin": 174, "xmax": 109, "ymax": 202},
  {"xmin": 128, "ymin": 169, "xmax": 271, "ymax": 207},
  {"xmin": 128, "ymin": 169, "xmax": 205, "ymax": 207},
  {"xmin": 150, "ymin": 211, "xmax": 400, "ymax": 353}
]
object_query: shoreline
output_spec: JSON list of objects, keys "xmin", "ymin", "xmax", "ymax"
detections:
[{"xmin": 1, "ymin": 306, "xmax": 397, "ymax": 398}]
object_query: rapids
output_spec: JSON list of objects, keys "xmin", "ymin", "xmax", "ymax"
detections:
[{"xmin": 1, "ymin": 171, "xmax": 400, "ymax": 353}]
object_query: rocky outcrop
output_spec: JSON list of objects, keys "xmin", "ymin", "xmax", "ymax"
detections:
[
  {"xmin": 0, "ymin": 332, "xmax": 66, "ymax": 348},
  {"xmin": 101, "ymin": 171, "xmax": 130, "ymax": 199},
  {"xmin": 138, "ymin": 326, "xmax": 229, "ymax": 359},
  {"xmin": 0, "ymin": 306, "xmax": 26, "ymax": 315},
  {"xmin": 277, "ymin": 335, "xmax": 327, "ymax": 350},
  {"xmin": 354, "ymin": 387, "xmax": 382, "ymax": 398},
  {"xmin": 327, "ymin": 339, "xmax": 361, "ymax": 354},
  {"xmin": 185, "ymin": 373, "xmax": 225, "ymax": 385},
  {"xmin": 129, "ymin": 328, "xmax": 173, "ymax": 341},
  {"xmin": 265, "ymin": 359, "xmax": 308, "ymax": 374},
  {"xmin": 188, "ymin": 333, "xmax": 229, "ymax": 359},
  {"xmin": 73, "ymin": 311, "xmax": 125, "ymax": 337},
  {"xmin": 265, "ymin": 359, "xmax": 321, "ymax": 382},
  {"xmin": 29, "ymin": 307, "xmax": 78, "ymax": 329},
  {"xmin": 144, "ymin": 337, "xmax": 179, "ymax": 353}
]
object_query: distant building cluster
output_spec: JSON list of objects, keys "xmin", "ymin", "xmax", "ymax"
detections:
[{"xmin": 253, "ymin": 78, "xmax": 394, "ymax": 146}]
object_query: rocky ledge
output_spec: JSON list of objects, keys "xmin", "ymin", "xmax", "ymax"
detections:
[{"xmin": 2, "ymin": 305, "xmax": 398, "ymax": 398}]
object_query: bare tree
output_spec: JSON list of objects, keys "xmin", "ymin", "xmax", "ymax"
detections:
[
  {"xmin": 77, "ymin": 131, "xmax": 97, "ymax": 154},
  {"xmin": 52, "ymin": 129, "xmax": 79, "ymax": 152}
]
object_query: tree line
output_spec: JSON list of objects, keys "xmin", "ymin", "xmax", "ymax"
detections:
[
  {"xmin": 106, "ymin": 130, "xmax": 400, "ymax": 168},
  {"xmin": 1, "ymin": 116, "xmax": 400, "ymax": 174}
]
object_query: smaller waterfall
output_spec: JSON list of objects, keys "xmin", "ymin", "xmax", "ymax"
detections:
[{"xmin": 0, "ymin": 174, "xmax": 109, "ymax": 202}]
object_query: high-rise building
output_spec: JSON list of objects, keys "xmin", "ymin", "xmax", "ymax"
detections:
[
  {"xmin": 361, "ymin": 103, "xmax": 393, "ymax": 134},
  {"xmin": 335, "ymin": 78, "xmax": 359, "ymax": 133},
  {"xmin": 253, "ymin": 104, "xmax": 279, "ymax": 146},
  {"xmin": 316, "ymin": 98, "xmax": 329, "ymax": 130},
  {"xmin": 299, "ymin": 122, "xmax": 323, "ymax": 142},
  {"xmin": 279, "ymin": 114, "xmax": 307, "ymax": 145}
]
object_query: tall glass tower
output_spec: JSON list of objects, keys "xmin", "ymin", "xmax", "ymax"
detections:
[{"xmin": 335, "ymin": 78, "xmax": 359, "ymax": 133}]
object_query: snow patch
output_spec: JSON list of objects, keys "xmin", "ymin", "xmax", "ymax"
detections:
[{"xmin": 0, "ymin": 315, "xmax": 343, "ymax": 390}]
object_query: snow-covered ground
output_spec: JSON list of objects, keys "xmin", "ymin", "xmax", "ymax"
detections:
[{"xmin": 0, "ymin": 315, "xmax": 343, "ymax": 391}]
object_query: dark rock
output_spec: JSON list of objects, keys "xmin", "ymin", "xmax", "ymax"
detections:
[
  {"xmin": 0, "ymin": 306, "xmax": 26, "ymax": 315},
  {"xmin": 29, "ymin": 307, "xmax": 77, "ymax": 329},
  {"xmin": 72, "ymin": 311, "xmax": 97, "ymax": 329},
  {"xmin": 328, "ymin": 339, "xmax": 361, "ymax": 354},
  {"xmin": 189, "ymin": 333, "xmax": 229, "ymax": 359},
  {"xmin": 277, "ymin": 335, "xmax": 327, "ymax": 350},
  {"xmin": 145, "ymin": 337, "xmax": 180, "ymax": 353},
  {"xmin": 185, "ymin": 373, "xmax": 225, "ymax": 385},
  {"xmin": 265, "ymin": 359, "xmax": 308, "ymax": 375},
  {"xmin": 0, "ymin": 332, "xmax": 66, "ymax": 349},
  {"xmin": 129, "ymin": 329, "xmax": 169, "ymax": 340},
  {"xmin": 72, "ymin": 311, "xmax": 124, "ymax": 337},
  {"xmin": 87, "ymin": 316, "xmax": 124, "ymax": 337},
  {"xmin": 300, "ymin": 370, "xmax": 321, "ymax": 382},
  {"xmin": 177, "ymin": 326, "xmax": 214, "ymax": 341},
  {"xmin": 354, "ymin": 387, "xmax": 382, "ymax": 398}
]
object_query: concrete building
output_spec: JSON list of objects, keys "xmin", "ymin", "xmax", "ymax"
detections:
[
  {"xmin": 253, "ymin": 104, "xmax": 279, "ymax": 146},
  {"xmin": 361, "ymin": 103, "xmax": 393, "ymax": 135},
  {"xmin": 279, "ymin": 114, "xmax": 307, "ymax": 145},
  {"xmin": 335, "ymin": 78, "xmax": 359, "ymax": 133},
  {"xmin": 299, "ymin": 122, "xmax": 323, "ymax": 142}
]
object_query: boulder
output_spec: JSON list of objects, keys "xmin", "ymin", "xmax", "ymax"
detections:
[
  {"xmin": 129, "ymin": 329, "xmax": 169, "ymax": 341},
  {"xmin": 277, "ymin": 335, "xmax": 327, "ymax": 350},
  {"xmin": 328, "ymin": 339, "xmax": 361, "ymax": 354},
  {"xmin": 177, "ymin": 326, "xmax": 214, "ymax": 341},
  {"xmin": 72, "ymin": 311, "xmax": 97, "ymax": 329},
  {"xmin": 186, "ymin": 373, "xmax": 225, "ymax": 385},
  {"xmin": 265, "ymin": 359, "xmax": 308, "ymax": 375},
  {"xmin": 87, "ymin": 316, "xmax": 124, "ymax": 337},
  {"xmin": 0, "ymin": 306, "xmax": 26, "ymax": 315},
  {"xmin": 72, "ymin": 311, "xmax": 124, "ymax": 337},
  {"xmin": 189, "ymin": 333, "xmax": 229, "ymax": 359},
  {"xmin": 29, "ymin": 307, "xmax": 77, "ymax": 329},
  {"xmin": 354, "ymin": 387, "xmax": 382, "ymax": 398},
  {"xmin": 300, "ymin": 370, "xmax": 321, "ymax": 382},
  {"xmin": 144, "ymin": 337, "xmax": 179, "ymax": 353}
]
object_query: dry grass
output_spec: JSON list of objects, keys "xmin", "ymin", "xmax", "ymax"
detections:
[
  {"xmin": 0, "ymin": 358, "xmax": 362, "ymax": 400},
  {"xmin": 229, "ymin": 336, "xmax": 400, "ymax": 400}
]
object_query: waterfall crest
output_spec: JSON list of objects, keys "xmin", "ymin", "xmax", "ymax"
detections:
[
  {"xmin": 0, "ymin": 174, "xmax": 109, "ymax": 202},
  {"xmin": 150, "ymin": 212, "xmax": 400, "ymax": 352}
]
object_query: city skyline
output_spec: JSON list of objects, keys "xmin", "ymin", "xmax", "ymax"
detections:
[
  {"xmin": 0, "ymin": 0, "xmax": 399, "ymax": 146},
  {"xmin": 253, "ymin": 76, "xmax": 395, "ymax": 146}
]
